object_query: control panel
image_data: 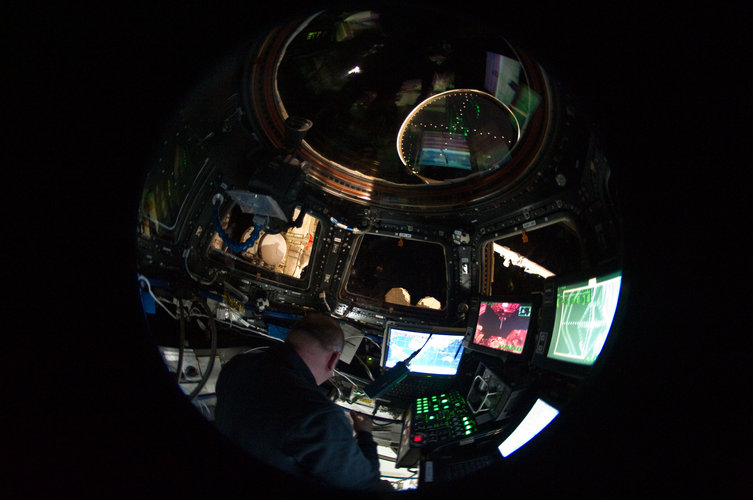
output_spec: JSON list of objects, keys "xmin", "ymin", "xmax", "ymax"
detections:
[{"xmin": 396, "ymin": 391, "xmax": 478, "ymax": 467}]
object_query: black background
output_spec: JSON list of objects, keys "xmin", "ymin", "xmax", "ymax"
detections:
[{"xmin": 7, "ymin": 1, "xmax": 750, "ymax": 497}]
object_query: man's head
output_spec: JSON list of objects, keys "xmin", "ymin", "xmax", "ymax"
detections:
[{"xmin": 286, "ymin": 312, "xmax": 345, "ymax": 385}]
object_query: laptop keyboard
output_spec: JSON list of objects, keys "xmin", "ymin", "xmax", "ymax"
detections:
[{"xmin": 380, "ymin": 376, "xmax": 451, "ymax": 405}]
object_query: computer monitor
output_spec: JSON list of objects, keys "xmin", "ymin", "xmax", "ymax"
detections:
[
  {"xmin": 533, "ymin": 269, "xmax": 623, "ymax": 377},
  {"xmin": 381, "ymin": 323, "xmax": 466, "ymax": 375},
  {"xmin": 465, "ymin": 296, "xmax": 539, "ymax": 359}
]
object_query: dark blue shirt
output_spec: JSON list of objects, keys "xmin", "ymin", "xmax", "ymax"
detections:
[{"xmin": 215, "ymin": 343, "xmax": 382, "ymax": 491}]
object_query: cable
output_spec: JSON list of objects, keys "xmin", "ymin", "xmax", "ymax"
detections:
[
  {"xmin": 137, "ymin": 276, "xmax": 280, "ymax": 393},
  {"xmin": 333, "ymin": 369, "xmax": 374, "ymax": 405},
  {"xmin": 187, "ymin": 315, "xmax": 219, "ymax": 400},
  {"xmin": 177, "ymin": 294, "xmax": 186, "ymax": 383},
  {"xmin": 188, "ymin": 309, "xmax": 283, "ymax": 342},
  {"xmin": 319, "ymin": 291, "xmax": 332, "ymax": 313},
  {"xmin": 333, "ymin": 368, "xmax": 360, "ymax": 389},
  {"xmin": 404, "ymin": 333, "xmax": 433, "ymax": 366},
  {"xmin": 241, "ymin": 346, "xmax": 271, "ymax": 355},
  {"xmin": 136, "ymin": 277, "xmax": 274, "ymax": 398},
  {"xmin": 362, "ymin": 335, "xmax": 382, "ymax": 350},
  {"xmin": 329, "ymin": 216, "xmax": 361, "ymax": 233},
  {"xmin": 138, "ymin": 274, "xmax": 178, "ymax": 320},
  {"xmin": 184, "ymin": 247, "xmax": 217, "ymax": 285},
  {"xmin": 371, "ymin": 418, "xmax": 396, "ymax": 427},
  {"xmin": 354, "ymin": 354, "xmax": 375, "ymax": 381},
  {"xmin": 197, "ymin": 401, "xmax": 212, "ymax": 419},
  {"xmin": 331, "ymin": 370, "xmax": 365, "ymax": 404},
  {"xmin": 193, "ymin": 393, "xmax": 216, "ymax": 402},
  {"xmin": 331, "ymin": 384, "xmax": 343, "ymax": 400}
]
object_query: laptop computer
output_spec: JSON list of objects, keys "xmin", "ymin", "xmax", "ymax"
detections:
[{"xmin": 375, "ymin": 322, "xmax": 467, "ymax": 408}]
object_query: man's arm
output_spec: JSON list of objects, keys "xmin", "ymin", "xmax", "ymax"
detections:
[
  {"xmin": 288, "ymin": 408, "xmax": 381, "ymax": 491},
  {"xmin": 350, "ymin": 411, "xmax": 380, "ymax": 473}
]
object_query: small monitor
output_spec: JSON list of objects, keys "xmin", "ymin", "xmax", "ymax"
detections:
[
  {"xmin": 471, "ymin": 299, "xmax": 535, "ymax": 356},
  {"xmin": 381, "ymin": 323, "xmax": 466, "ymax": 375},
  {"xmin": 533, "ymin": 269, "xmax": 623, "ymax": 377},
  {"xmin": 465, "ymin": 296, "xmax": 539, "ymax": 360},
  {"xmin": 548, "ymin": 271, "xmax": 622, "ymax": 365}
]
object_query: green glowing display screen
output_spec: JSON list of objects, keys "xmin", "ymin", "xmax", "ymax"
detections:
[{"xmin": 547, "ymin": 271, "xmax": 622, "ymax": 366}]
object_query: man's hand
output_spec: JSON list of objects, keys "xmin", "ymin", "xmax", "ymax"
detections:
[{"xmin": 350, "ymin": 410, "xmax": 374, "ymax": 433}]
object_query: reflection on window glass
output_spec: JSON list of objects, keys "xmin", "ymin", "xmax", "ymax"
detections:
[
  {"xmin": 397, "ymin": 89, "xmax": 519, "ymax": 181},
  {"xmin": 276, "ymin": 9, "xmax": 538, "ymax": 185},
  {"xmin": 139, "ymin": 144, "xmax": 206, "ymax": 238},
  {"xmin": 346, "ymin": 234, "xmax": 446, "ymax": 309},
  {"xmin": 485, "ymin": 51, "xmax": 541, "ymax": 133}
]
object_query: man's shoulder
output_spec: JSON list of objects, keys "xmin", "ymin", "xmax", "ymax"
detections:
[
  {"xmin": 220, "ymin": 347, "xmax": 300, "ymax": 394},
  {"xmin": 221, "ymin": 348, "xmax": 271, "ymax": 377},
  {"xmin": 225, "ymin": 344, "xmax": 292, "ymax": 372}
]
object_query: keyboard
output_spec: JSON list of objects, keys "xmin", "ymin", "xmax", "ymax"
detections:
[
  {"xmin": 411, "ymin": 391, "xmax": 478, "ymax": 445},
  {"xmin": 379, "ymin": 376, "xmax": 453, "ymax": 407},
  {"xmin": 394, "ymin": 390, "xmax": 480, "ymax": 468}
]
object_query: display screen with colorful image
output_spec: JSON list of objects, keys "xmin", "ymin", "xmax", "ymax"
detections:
[{"xmin": 472, "ymin": 300, "xmax": 533, "ymax": 355}]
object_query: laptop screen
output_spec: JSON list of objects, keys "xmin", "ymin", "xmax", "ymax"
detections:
[{"xmin": 382, "ymin": 324, "xmax": 466, "ymax": 375}]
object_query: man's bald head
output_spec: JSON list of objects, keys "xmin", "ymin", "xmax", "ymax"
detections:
[{"xmin": 286, "ymin": 312, "xmax": 345, "ymax": 353}]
